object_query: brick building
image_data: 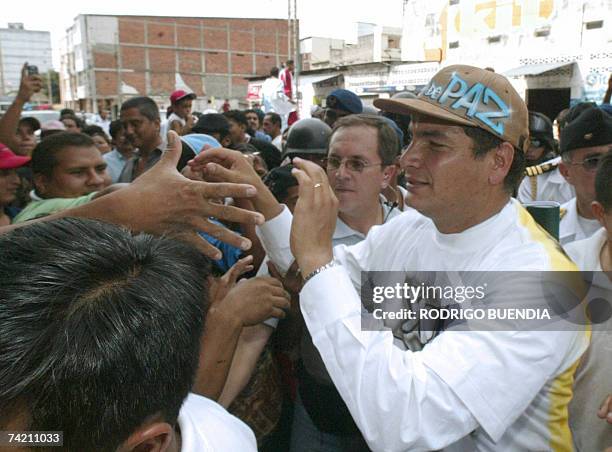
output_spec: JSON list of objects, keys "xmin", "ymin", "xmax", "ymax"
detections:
[{"xmin": 60, "ymin": 14, "xmax": 293, "ymax": 113}]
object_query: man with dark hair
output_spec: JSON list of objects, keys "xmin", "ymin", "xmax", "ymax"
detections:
[
  {"xmin": 224, "ymin": 110, "xmax": 282, "ymax": 169},
  {"xmin": 193, "ymin": 65, "xmax": 588, "ymax": 451},
  {"xmin": 0, "ymin": 217, "xmax": 287, "ymax": 451},
  {"xmin": 558, "ymin": 104, "xmax": 612, "ymax": 244},
  {"xmin": 263, "ymin": 112, "xmax": 283, "ymax": 150},
  {"xmin": 13, "ymin": 132, "xmax": 112, "ymax": 223},
  {"xmin": 191, "ymin": 113, "xmax": 232, "ymax": 147},
  {"xmin": 61, "ymin": 113, "xmax": 83, "ymax": 133},
  {"xmin": 245, "ymin": 109, "xmax": 271, "ymax": 142},
  {"xmin": 118, "ymin": 96, "xmax": 195, "ymax": 182},
  {"xmin": 103, "ymin": 119, "xmax": 135, "ymax": 183},
  {"xmin": 564, "ymin": 151, "xmax": 612, "ymax": 452}
]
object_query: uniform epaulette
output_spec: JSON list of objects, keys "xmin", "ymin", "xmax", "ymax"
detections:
[
  {"xmin": 524, "ymin": 160, "xmax": 559, "ymax": 177},
  {"xmin": 560, "ymin": 208, "xmax": 567, "ymax": 219}
]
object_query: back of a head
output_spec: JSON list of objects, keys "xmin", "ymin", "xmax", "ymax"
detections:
[
  {"xmin": 270, "ymin": 66, "xmax": 280, "ymax": 78},
  {"xmin": 264, "ymin": 164, "xmax": 298, "ymax": 202},
  {"xmin": 529, "ymin": 111, "xmax": 555, "ymax": 151},
  {"xmin": 595, "ymin": 151, "xmax": 612, "ymax": 210},
  {"xmin": 0, "ymin": 218, "xmax": 211, "ymax": 451},
  {"xmin": 223, "ymin": 110, "xmax": 248, "ymax": 128},
  {"xmin": 192, "ymin": 113, "xmax": 230, "ymax": 137},
  {"xmin": 60, "ymin": 108, "xmax": 76, "ymax": 119},
  {"xmin": 31, "ymin": 132, "xmax": 95, "ymax": 178},
  {"xmin": 109, "ymin": 119, "xmax": 124, "ymax": 140},
  {"xmin": 120, "ymin": 96, "xmax": 160, "ymax": 121},
  {"xmin": 284, "ymin": 118, "xmax": 332, "ymax": 158}
]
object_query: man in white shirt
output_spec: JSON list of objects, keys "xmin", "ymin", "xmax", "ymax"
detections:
[
  {"xmin": 558, "ymin": 104, "xmax": 612, "ymax": 245},
  {"xmin": 564, "ymin": 150, "xmax": 612, "ymax": 452},
  {"xmin": 190, "ymin": 65, "xmax": 589, "ymax": 451},
  {"xmin": 263, "ymin": 112, "xmax": 283, "ymax": 151}
]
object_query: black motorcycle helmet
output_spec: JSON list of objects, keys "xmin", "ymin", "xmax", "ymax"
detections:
[{"xmin": 282, "ymin": 118, "xmax": 332, "ymax": 160}]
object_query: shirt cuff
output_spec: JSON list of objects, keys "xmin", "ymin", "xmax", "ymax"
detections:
[
  {"xmin": 255, "ymin": 206, "xmax": 294, "ymax": 272},
  {"xmin": 300, "ymin": 265, "xmax": 360, "ymax": 334}
]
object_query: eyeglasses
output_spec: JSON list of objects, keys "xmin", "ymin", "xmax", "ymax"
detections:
[
  {"xmin": 567, "ymin": 154, "xmax": 603, "ymax": 171},
  {"xmin": 325, "ymin": 155, "xmax": 383, "ymax": 173},
  {"xmin": 529, "ymin": 139, "xmax": 543, "ymax": 148}
]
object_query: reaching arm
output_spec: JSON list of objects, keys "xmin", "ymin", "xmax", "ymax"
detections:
[
  {"xmin": 0, "ymin": 132, "xmax": 265, "ymax": 259},
  {"xmin": 0, "ymin": 63, "xmax": 43, "ymax": 152}
]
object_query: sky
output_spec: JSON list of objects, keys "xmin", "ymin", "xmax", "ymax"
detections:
[{"xmin": 3, "ymin": 0, "xmax": 405, "ymax": 69}]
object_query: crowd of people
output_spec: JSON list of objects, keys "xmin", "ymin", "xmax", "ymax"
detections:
[{"xmin": 0, "ymin": 60, "xmax": 611, "ymax": 452}]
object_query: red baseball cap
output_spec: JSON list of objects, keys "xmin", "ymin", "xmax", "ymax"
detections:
[
  {"xmin": 0, "ymin": 144, "xmax": 30, "ymax": 170},
  {"xmin": 170, "ymin": 90, "xmax": 196, "ymax": 104}
]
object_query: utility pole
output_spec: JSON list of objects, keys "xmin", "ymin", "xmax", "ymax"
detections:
[{"xmin": 288, "ymin": 0, "xmax": 300, "ymax": 113}]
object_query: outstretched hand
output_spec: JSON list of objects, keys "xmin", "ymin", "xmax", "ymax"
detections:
[
  {"xmin": 76, "ymin": 131, "xmax": 265, "ymax": 259},
  {"xmin": 17, "ymin": 63, "xmax": 43, "ymax": 103}
]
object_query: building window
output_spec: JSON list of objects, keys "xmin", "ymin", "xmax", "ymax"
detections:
[
  {"xmin": 585, "ymin": 20, "xmax": 603, "ymax": 29},
  {"xmin": 449, "ymin": 41, "xmax": 460, "ymax": 49},
  {"xmin": 388, "ymin": 37, "xmax": 400, "ymax": 49},
  {"xmin": 534, "ymin": 27, "xmax": 550, "ymax": 37},
  {"xmin": 487, "ymin": 35, "xmax": 502, "ymax": 44},
  {"xmin": 449, "ymin": 0, "xmax": 460, "ymax": 5}
]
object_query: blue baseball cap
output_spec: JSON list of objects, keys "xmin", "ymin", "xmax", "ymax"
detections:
[
  {"xmin": 180, "ymin": 134, "xmax": 221, "ymax": 155},
  {"xmin": 326, "ymin": 89, "xmax": 363, "ymax": 114}
]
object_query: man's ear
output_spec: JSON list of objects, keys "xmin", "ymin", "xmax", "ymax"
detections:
[
  {"xmin": 119, "ymin": 421, "xmax": 174, "ymax": 452},
  {"xmin": 487, "ymin": 142, "xmax": 514, "ymax": 186},
  {"xmin": 33, "ymin": 173, "xmax": 48, "ymax": 196},
  {"xmin": 381, "ymin": 165, "xmax": 396, "ymax": 189},
  {"xmin": 559, "ymin": 159, "xmax": 572, "ymax": 183},
  {"xmin": 592, "ymin": 201, "xmax": 607, "ymax": 227}
]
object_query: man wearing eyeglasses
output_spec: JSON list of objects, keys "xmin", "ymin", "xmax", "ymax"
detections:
[
  {"xmin": 558, "ymin": 104, "xmax": 612, "ymax": 245},
  {"xmin": 189, "ymin": 115, "xmax": 400, "ymax": 451}
]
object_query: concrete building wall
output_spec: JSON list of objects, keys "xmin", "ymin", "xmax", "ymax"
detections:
[
  {"xmin": 401, "ymin": 0, "xmax": 612, "ymax": 104},
  {"xmin": 61, "ymin": 15, "xmax": 291, "ymax": 112},
  {"xmin": 0, "ymin": 25, "xmax": 52, "ymax": 96}
]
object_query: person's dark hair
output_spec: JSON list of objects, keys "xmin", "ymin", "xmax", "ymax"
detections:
[
  {"xmin": 59, "ymin": 108, "xmax": 76, "ymax": 118},
  {"xmin": 265, "ymin": 112, "xmax": 282, "ymax": 128},
  {"xmin": 192, "ymin": 114, "xmax": 230, "ymax": 141},
  {"xmin": 264, "ymin": 164, "xmax": 298, "ymax": 202},
  {"xmin": 83, "ymin": 125, "xmax": 110, "ymax": 142},
  {"xmin": 462, "ymin": 126, "xmax": 526, "ymax": 194},
  {"xmin": 270, "ymin": 67, "xmax": 280, "ymax": 78},
  {"xmin": 120, "ymin": 96, "xmax": 160, "ymax": 121},
  {"xmin": 31, "ymin": 132, "xmax": 96, "ymax": 178},
  {"xmin": 19, "ymin": 117, "xmax": 41, "ymax": 133},
  {"xmin": 109, "ymin": 119, "xmax": 124, "ymax": 140},
  {"xmin": 331, "ymin": 114, "xmax": 399, "ymax": 165},
  {"xmin": 595, "ymin": 151, "xmax": 612, "ymax": 211},
  {"xmin": 0, "ymin": 218, "xmax": 211, "ymax": 451},
  {"xmin": 286, "ymin": 59, "xmax": 294, "ymax": 66},
  {"xmin": 61, "ymin": 114, "xmax": 84, "ymax": 129},
  {"xmin": 223, "ymin": 110, "xmax": 248, "ymax": 128}
]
